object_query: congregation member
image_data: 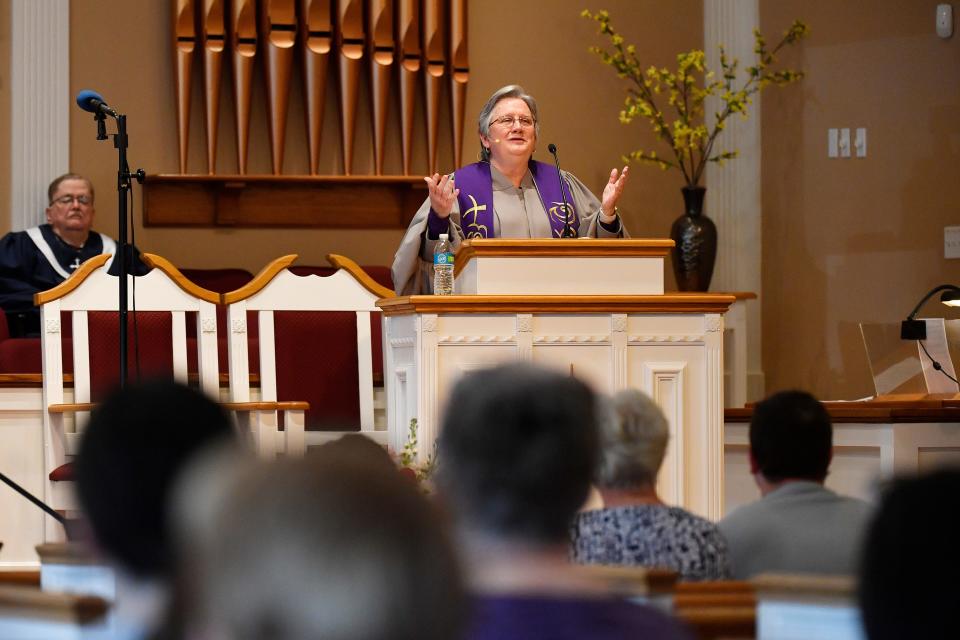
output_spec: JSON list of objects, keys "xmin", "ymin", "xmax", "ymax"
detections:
[
  {"xmin": 74, "ymin": 379, "xmax": 235, "ymax": 640},
  {"xmin": 172, "ymin": 435, "xmax": 466, "ymax": 640},
  {"xmin": 858, "ymin": 467, "xmax": 960, "ymax": 640},
  {"xmin": 571, "ymin": 389, "xmax": 731, "ymax": 581},
  {"xmin": 0, "ymin": 173, "xmax": 148, "ymax": 337},
  {"xmin": 392, "ymin": 84, "xmax": 630, "ymax": 294},
  {"xmin": 719, "ymin": 390, "xmax": 873, "ymax": 579},
  {"xmin": 435, "ymin": 363, "xmax": 692, "ymax": 640}
]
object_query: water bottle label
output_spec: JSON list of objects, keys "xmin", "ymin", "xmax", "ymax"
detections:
[{"xmin": 434, "ymin": 253, "xmax": 454, "ymax": 266}]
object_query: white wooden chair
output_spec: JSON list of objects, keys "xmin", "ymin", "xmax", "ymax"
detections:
[
  {"xmin": 35, "ymin": 253, "xmax": 220, "ymax": 540},
  {"xmin": 223, "ymin": 254, "xmax": 394, "ymax": 457}
]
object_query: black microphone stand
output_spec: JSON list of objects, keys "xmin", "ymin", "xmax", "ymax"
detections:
[
  {"xmin": 87, "ymin": 111, "xmax": 145, "ymax": 388},
  {"xmin": 548, "ymin": 144, "xmax": 576, "ymax": 238}
]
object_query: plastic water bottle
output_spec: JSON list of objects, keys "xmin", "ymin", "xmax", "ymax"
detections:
[{"xmin": 433, "ymin": 233, "xmax": 454, "ymax": 295}]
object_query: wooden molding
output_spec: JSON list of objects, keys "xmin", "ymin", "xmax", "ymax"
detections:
[
  {"xmin": 48, "ymin": 402, "xmax": 97, "ymax": 414},
  {"xmin": 0, "ymin": 585, "xmax": 108, "ymax": 624},
  {"xmin": 326, "ymin": 253, "xmax": 395, "ymax": 298},
  {"xmin": 222, "ymin": 400, "xmax": 310, "ymax": 411},
  {"xmin": 141, "ymin": 253, "xmax": 221, "ymax": 303},
  {"xmin": 35, "ymin": 543, "xmax": 100, "ymax": 566},
  {"xmin": 377, "ymin": 294, "xmax": 736, "ymax": 316},
  {"xmin": 222, "ymin": 254, "xmax": 298, "ymax": 304},
  {"xmin": 33, "ymin": 254, "xmax": 110, "ymax": 306},
  {"xmin": 726, "ymin": 397, "xmax": 960, "ymax": 424},
  {"xmin": 752, "ymin": 573, "xmax": 856, "ymax": 600},
  {"xmin": 142, "ymin": 174, "xmax": 426, "ymax": 227}
]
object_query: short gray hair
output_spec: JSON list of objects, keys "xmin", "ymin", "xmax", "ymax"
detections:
[
  {"xmin": 595, "ymin": 389, "xmax": 670, "ymax": 489},
  {"xmin": 477, "ymin": 84, "xmax": 540, "ymax": 162},
  {"xmin": 48, "ymin": 173, "xmax": 94, "ymax": 205}
]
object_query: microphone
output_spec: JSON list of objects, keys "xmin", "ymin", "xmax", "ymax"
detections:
[
  {"xmin": 76, "ymin": 89, "xmax": 120, "ymax": 118},
  {"xmin": 547, "ymin": 143, "xmax": 575, "ymax": 238}
]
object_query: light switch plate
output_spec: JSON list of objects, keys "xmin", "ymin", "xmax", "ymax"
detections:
[
  {"xmin": 855, "ymin": 127, "xmax": 867, "ymax": 157},
  {"xmin": 945, "ymin": 225, "xmax": 960, "ymax": 259},
  {"xmin": 828, "ymin": 128, "xmax": 838, "ymax": 158},
  {"xmin": 937, "ymin": 3, "xmax": 953, "ymax": 38},
  {"xmin": 839, "ymin": 128, "xmax": 851, "ymax": 158}
]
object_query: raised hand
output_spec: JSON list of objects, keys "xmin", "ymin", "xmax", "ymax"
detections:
[
  {"xmin": 601, "ymin": 166, "xmax": 629, "ymax": 216},
  {"xmin": 424, "ymin": 173, "xmax": 460, "ymax": 218}
]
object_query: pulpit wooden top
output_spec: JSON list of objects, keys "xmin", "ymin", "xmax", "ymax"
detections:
[
  {"xmin": 455, "ymin": 238, "xmax": 675, "ymax": 272},
  {"xmin": 376, "ymin": 293, "xmax": 736, "ymax": 316}
]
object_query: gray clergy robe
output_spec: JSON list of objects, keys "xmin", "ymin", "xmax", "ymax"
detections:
[{"xmin": 392, "ymin": 164, "xmax": 628, "ymax": 295}]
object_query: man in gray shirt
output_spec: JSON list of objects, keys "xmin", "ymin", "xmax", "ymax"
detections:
[{"xmin": 719, "ymin": 390, "xmax": 873, "ymax": 579}]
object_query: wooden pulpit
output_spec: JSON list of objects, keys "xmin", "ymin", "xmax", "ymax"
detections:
[{"xmin": 378, "ymin": 239, "xmax": 735, "ymax": 519}]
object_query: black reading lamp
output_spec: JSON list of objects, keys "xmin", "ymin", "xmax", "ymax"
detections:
[
  {"xmin": 901, "ymin": 284, "xmax": 960, "ymax": 340},
  {"xmin": 901, "ymin": 284, "xmax": 960, "ymax": 385}
]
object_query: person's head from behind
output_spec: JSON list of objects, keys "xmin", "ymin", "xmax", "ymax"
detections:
[
  {"xmin": 435, "ymin": 362, "xmax": 598, "ymax": 545},
  {"xmin": 858, "ymin": 468, "xmax": 960, "ymax": 640},
  {"xmin": 749, "ymin": 390, "xmax": 832, "ymax": 487},
  {"xmin": 190, "ymin": 436, "xmax": 465, "ymax": 640},
  {"xmin": 595, "ymin": 389, "xmax": 669, "ymax": 490},
  {"xmin": 75, "ymin": 379, "xmax": 234, "ymax": 579}
]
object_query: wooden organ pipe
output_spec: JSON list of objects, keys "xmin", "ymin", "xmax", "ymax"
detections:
[
  {"xmin": 396, "ymin": 0, "xmax": 419, "ymax": 176},
  {"xmin": 230, "ymin": 0, "xmax": 258, "ymax": 174},
  {"xmin": 336, "ymin": 0, "xmax": 364, "ymax": 175},
  {"xmin": 260, "ymin": 0, "xmax": 297, "ymax": 175},
  {"xmin": 422, "ymin": 0, "xmax": 445, "ymax": 175},
  {"xmin": 299, "ymin": 0, "xmax": 332, "ymax": 175},
  {"xmin": 200, "ymin": 0, "xmax": 225, "ymax": 174},
  {"xmin": 368, "ymin": 0, "xmax": 394, "ymax": 176},
  {"xmin": 449, "ymin": 0, "xmax": 468, "ymax": 168},
  {"xmin": 173, "ymin": 0, "xmax": 196, "ymax": 174}
]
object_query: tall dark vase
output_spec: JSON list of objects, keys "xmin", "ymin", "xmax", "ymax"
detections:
[{"xmin": 670, "ymin": 186, "xmax": 717, "ymax": 292}]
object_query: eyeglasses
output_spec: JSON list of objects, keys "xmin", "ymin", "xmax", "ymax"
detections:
[
  {"xmin": 51, "ymin": 194, "xmax": 92, "ymax": 206},
  {"xmin": 491, "ymin": 114, "xmax": 536, "ymax": 129}
]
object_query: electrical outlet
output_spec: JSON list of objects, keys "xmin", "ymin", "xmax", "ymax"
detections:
[{"xmin": 945, "ymin": 225, "xmax": 960, "ymax": 259}]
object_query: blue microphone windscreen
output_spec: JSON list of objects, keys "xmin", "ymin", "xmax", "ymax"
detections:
[{"xmin": 76, "ymin": 89, "xmax": 104, "ymax": 113}]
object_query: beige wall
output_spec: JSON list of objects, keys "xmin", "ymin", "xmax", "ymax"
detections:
[
  {"xmin": 68, "ymin": 0, "xmax": 700, "ymax": 274},
  {"xmin": 761, "ymin": 0, "xmax": 960, "ymax": 399},
  {"xmin": 44, "ymin": 1, "xmax": 959, "ymax": 399},
  {"xmin": 0, "ymin": 0, "xmax": 10, "ymax": 236}
]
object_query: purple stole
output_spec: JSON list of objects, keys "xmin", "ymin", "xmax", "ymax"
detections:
[{"xmin": 454, "ymin": 161, "xmax": 579, "ymax": 239}]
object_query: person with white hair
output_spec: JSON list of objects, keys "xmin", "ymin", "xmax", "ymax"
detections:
[{"xmin": 571, "ymin": 389, "xmax": 731, "ymax": 581}]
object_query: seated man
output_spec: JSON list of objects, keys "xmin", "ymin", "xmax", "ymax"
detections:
[
  {"xmin": 719, "ymin": 390, "xmax": 873, "ymax": 579},
  {"xmin": 435, "ymin": 363, "xmax": 692, "ymax": 640},
  {"xmin": 0, "ymin": 173, "xmax": 148, "ymax": 336}
]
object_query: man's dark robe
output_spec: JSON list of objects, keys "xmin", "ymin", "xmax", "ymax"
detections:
[{"xmin": 0, "ymin": 224, "xmax": 149, "ymax": 337}]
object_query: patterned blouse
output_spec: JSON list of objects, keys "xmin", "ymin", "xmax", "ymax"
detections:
[{"xmin": 570, "ymin": 504, "xmax": 732, "ymax": 581}]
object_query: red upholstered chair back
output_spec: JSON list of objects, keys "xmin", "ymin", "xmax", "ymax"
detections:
[
  {"xmin": 224, "ymin": 255, "xmax": 395, "ymax": 455},
  {"xmin": 35, "ymin": 254, "xmax": 221, "ymax": 525}
]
